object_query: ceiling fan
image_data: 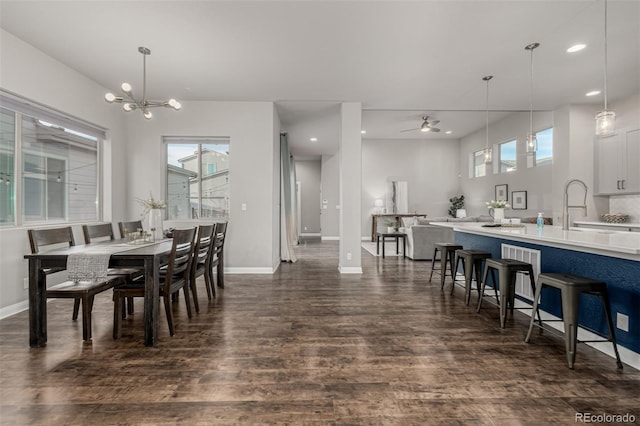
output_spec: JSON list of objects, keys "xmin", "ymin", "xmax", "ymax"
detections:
[{"xmin": 401, "ymin": 115, "xmax": 441, "ymax": 133}]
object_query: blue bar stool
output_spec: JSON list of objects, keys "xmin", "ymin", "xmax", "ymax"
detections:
[
  {"xmin": 477, "ymin": 258, "xmax": 542, "ymax": 328},
  {"xmin": 453, "ymin": 249, "xmax": 492, "ymax": 305},
  {"xmin": 525, "ymin": 273, "xmax": 623, "ymax": 370}
]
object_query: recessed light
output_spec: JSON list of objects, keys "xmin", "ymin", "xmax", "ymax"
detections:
[
  {"xmin": 360, "ymin": 130, "xmax": 366, "ymax": 134},
  {"xmin": 445, "ymin": 131, "xmax": 453, "ymax": 134},
  {"xmin": 586, "ymin": 90, "xmax": 601, "ymax": 97},
  {"xmin": 567, "ymin": 44, "xmax": 586, "ymax": 53},
  {"xmin": 310, "ymin": 137, "xmax": 318, "ymax": 142}
]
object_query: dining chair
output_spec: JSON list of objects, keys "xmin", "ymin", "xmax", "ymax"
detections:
[
  {"xmin": 112, "ymin": 227, "xmax": 197, "ymax": 338},
  {"xmin": 209, "ymin": 221, "xmax": 228, "ymax": 291},
  {"xmin": 83, "ymin": 223, "xmax": 142, "ymax": 315},
  {"xmin": 28, "ymin": 227, "xmax": 81, "ymax": 320},
  {"xmin": 28, "ymin": 226, "xmax": 125, "ymax": 341},
  {"xmin": 118, "ymin": 220, "xmax": 143, "ymax": 238},
  {"xmin": 189, "ymin": 224, "xmax": 216, "ymax": 311}
]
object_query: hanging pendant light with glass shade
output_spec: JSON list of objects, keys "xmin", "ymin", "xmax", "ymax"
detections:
[
  {"xmin": 596, "ymin": 0, "xmax": 615, "ymax": 136},
  {"xmin": 525, "ymin": 42, "xmax": 540, "ymax": 155},
  {"xmin": 482, "ymin": 75, "xmax": 493, "ymax": 165}
]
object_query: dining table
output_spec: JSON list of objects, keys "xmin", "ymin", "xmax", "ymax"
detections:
[{"xmin": 24, "ymin": 238, "xmax": 174, "ymax": 347}]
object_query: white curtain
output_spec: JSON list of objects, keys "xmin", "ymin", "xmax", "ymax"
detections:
[{"xmin": 280, "ymin": 133, "xmax": 298, "ymax": 262}]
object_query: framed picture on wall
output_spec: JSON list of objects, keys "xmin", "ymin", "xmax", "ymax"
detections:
[
  {"xmin": 512, "ymin": 191, "xmax": 527, "ymax": 209},
  {"xmin": 495, "ymin": 184, "xmax": 508, "ymax": 201}
]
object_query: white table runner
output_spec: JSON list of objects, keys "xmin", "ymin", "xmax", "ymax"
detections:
[{"xmin": 67, "ymin": 241, "xmax": 160, "ymax": 282}]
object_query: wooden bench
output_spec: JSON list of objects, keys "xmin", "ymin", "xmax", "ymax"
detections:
[{"xmin": 47, "ymin": 276, "xmax": 124, "ymax": 341}]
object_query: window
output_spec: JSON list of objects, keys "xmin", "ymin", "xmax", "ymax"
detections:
[
  {"xmin": 165, "ymin": 138, "xmax": 230, "ymax": 220},
  {"xmin": 499, "ymin": 139, "xmax": 517, "ymax": 173},
  {"xmin": 0, "ymin": 96, "xmax": 102, "ymax": 227},
  {"xmin": 473, "ymin": 149, "xmax": 487, "ymax": 177},
  {"xmin": 529, "ymin": 127, "xmax": 553, "ymax": 167}
]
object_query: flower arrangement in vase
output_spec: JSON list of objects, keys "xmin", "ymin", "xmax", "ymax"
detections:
[
  {"xmin": 486, "ymin": 200, "xmax": 510, "ymax": 223},
  {"xmin": 137, "ymin": 192, "xmax": 167, "ymax": 240}
]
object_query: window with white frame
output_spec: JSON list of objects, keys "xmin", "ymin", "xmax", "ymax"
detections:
[
  {"xmin": 528, "ymin": 127, "xmax": 553, "ymax": 167},
  {"xmin": 0, "ymin": 95, "xmax": 102, "ymax": 227},
  {"xmin": 499, "ymin": 139, "xmax": 517, "ymax": 173},
  {"xmin": 473, "ymin": 149, "xmax": 487, "ymax": 177},
  {"xmin": 165, "ymin": 138, "xmax": 230, "ymax": 220}
]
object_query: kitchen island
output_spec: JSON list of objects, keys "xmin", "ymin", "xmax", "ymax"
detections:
[{"xmin": 431, "ymin": 222, "xmax": 640, "ymax": 367}]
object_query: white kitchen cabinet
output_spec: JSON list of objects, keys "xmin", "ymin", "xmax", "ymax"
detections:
[{"xmin": 595, "ymin": 128, "xmax": 640, "ymax": 195}]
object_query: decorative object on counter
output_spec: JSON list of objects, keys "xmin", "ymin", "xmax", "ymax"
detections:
[
  {"xmin": 104, "ymin": 47, "xmax": 181, "ymax": 120},
  {"xmin": 595, "ymin": 0, "xmax": 615, "ymax": 137},
  {"xmin": 537, "ymin": 212, "xmax": 544, "ymax": 230},
  {"xmin": 486, "ymin": 199, "xmax": 510, "ymax": 224},
  {"xmin": 495, "ymin": 184, "xmax": 508, "ymax": 202},
  {"xmin": 374, "ymin": 198, "xmax": 384, "ymax": 214},
  {"xmin": 137, "ymin": 192, "xmax": 166, "ymax": 240},
  {"xmin": 601, "ymin": 213, "xmax": 628, "ymax": 223},
  {"xmin": 512, "ymin": 191, "xmax": 527, "ymax": 210},
  {"xmin": 448, "ymin": 195, "xmax": 465, "ymax": 218}
]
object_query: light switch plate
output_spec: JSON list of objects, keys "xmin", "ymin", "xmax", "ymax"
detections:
[{"xmin": 617, "ymin": 312, "xmax": 629, "ymax": 332}]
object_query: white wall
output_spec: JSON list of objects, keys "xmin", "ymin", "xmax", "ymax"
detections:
[
  {"xmin": 0, "ymin": 29, "xmax": 281, "ymax": 315},
  {"xmin": 361, "ymin": 138, "xmax": 460, "ymax": 237},
  {"xmin": 320, "ymin": 153, "xmax": 340, "ymax": 239},
  {"xmin": 124, "ymin": 101, "xmax": 279, "ymax": 272},
  {"xmin": 295, "ymin": 160, "xmax": 321, "ymax": 234},
  {"xmin": 0, "ymin": 29, "xmax": 128, "ymax": 312},
  {"xmin": 459, "ymin": 111, "xmax": 554, "ymax": 218}
]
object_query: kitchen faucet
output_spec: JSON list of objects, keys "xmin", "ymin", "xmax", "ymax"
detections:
[{"xmin": 562, "ymin": 179, "xmax": 588, "ymax": 230}]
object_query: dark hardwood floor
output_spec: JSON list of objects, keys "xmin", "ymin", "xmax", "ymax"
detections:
[{"xmin": 1, "ymin": 238, "xmax": 638, "ymax": 425}]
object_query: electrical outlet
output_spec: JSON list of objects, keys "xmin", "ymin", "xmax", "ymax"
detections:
[
  {"xmin": 617, "ymin": 312, "xmax": 629, "ymax": 332},
  {"xmin": 23, "ymin": 278, "xmax": 29, "ymax": 289},
  {"xmin": 346, "ymin": 252, "xmax": 352, "ymax": 260},
  {"xmin": 304, "ymin": 226, "xmax": 308, "ymax": 231}
]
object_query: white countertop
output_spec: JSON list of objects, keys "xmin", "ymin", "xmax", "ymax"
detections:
[{"xmin": 430, "ymin": 222, "xmax": 640, "ymax": 261}]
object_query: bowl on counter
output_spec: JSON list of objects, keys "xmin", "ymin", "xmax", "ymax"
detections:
[{"xmin": 601, "ymin": 213, "xmax": 628, "ymax": 223}]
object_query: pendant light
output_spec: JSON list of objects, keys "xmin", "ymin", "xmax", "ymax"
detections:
[
  {"xmin": 595, "ymin": 0, "xmax": 615, "ymax": 136},
  {"xmin": 482, "ymin": 75, "xmax": 493, "ymax": 164},
  {"xmin": 525, "ymin": 42, "xmax": 540, "ymax": 154}
]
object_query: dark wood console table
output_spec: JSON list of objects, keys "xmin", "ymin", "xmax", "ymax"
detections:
[{"xmin": 371, "ymin": 213, "xmax": 427, "ymax": 242}]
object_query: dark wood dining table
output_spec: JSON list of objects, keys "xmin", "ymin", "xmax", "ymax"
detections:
[{"xmin": 24, "ymin": 238, "xmax": 174, "ymax": 347}]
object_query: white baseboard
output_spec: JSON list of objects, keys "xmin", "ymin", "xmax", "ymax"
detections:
[
  {"xmin": 225, "ymin": 267, "xmax": 277, "ymax": 274},
  {"xmin": 455, "ymin": 277, "xmax": 640, "ymax": 369},
  {"xmin": 339, "ymin": 266, "xmax": 363, "ymax": 274},
  {"xmin": 0, "ymin": 300, "xmax": 29, "ymax": 320},
  {"xmin": 300, "ymin": 233, "xmax": 321, "ymax": 237},
  {"xmin": 321, "ymin": 236, "xmax": 340, "ymax": 241}
]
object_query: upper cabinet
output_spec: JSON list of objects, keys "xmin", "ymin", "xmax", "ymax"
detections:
[{"xmin": 595, "ymin": 128, "xmax": 640, "ymax": 195}]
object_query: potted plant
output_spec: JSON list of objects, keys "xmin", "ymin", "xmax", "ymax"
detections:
[
  {"xmin": 385, "ymin": 219, "xmax": 399, "ymax": 233},
  {"xmin": 448, "ymin": 195, "xmax": 465, "ymax": 218},
  {"xmin": 485, "ymin": 199, "xmax": 511, "ymax": 223}
]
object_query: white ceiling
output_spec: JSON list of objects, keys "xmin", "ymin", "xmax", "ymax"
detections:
[{"xmin": 1, "ymin": 1, "xmax": 638, "ymax": 158}]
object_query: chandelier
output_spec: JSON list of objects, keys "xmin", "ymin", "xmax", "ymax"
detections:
[{"xmin": 104, "ymin": 47, "xmax": 181, "ymax": 120}]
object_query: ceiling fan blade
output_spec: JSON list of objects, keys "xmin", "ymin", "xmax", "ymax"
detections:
[
  {"xmin": 430, "ymin": 127, "xmax": 441, "ymax": 133},
  {"xmin": 429, "ymin": 120, "xmax": 440, "ymax": 126},
  {"xmin": 400, "ymin": 128, "xmax": 420, "ymax": 132}
]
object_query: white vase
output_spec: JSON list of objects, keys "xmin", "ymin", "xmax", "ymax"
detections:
[
  {"xmin": 491, "ymin": 208, "xmax": 505, "ymax": 223},
  {"xmin": 387, "ymin": 226, "xmax": 396, "ymax": 233},
  {"xmin": 148, "ymin": 209, "xmax": 164, "ymax": 240}
]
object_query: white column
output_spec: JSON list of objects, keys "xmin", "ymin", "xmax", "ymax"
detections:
[{"xmin": 339, "ymin": 102, "xmax": 362, "ymax": 273}]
